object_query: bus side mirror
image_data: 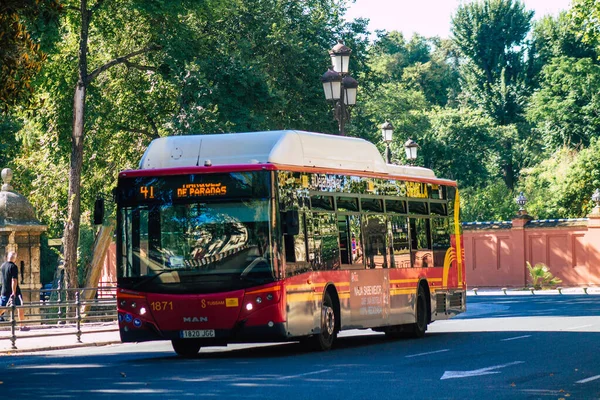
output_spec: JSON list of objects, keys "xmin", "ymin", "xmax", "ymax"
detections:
[
  {"xmin": 93, "ymin": 198, "xmax": 105, "ymax": 225},
  {"xmin": 284, "ymin": 210, "xmax": 299, "ymax": 235}
]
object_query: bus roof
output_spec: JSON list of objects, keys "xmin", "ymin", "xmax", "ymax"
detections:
[{"xmin": 139, "ymin": 130, "xmax": 440, "ymax": 180}]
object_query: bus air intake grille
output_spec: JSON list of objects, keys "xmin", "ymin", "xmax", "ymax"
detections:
[
  {"xmin": 435, "ymin": 293, "xmax": 447, "ymax": 313},
  {"xmin": 449, "ymin": 293, "xmax": 463, "ymax": 308}
]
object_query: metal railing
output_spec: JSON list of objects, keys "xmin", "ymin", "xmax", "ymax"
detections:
[{"xmin": 0, "ymin": 286, "xmax": 118, "ymax": 350}]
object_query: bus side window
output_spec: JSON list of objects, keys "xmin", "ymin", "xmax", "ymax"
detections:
[
  {"xmin": 363, "ymin": 215, "xmax": 388, "ymax": 269},
  {"xmin": 390, "ymin": 216, "xmax": 410, "ymax": 268},
  {"xmin": 315, "ymin": 213, "xmax": 340, "ymax": 271},
  {"xmin": 283, "ymin": 212, "xmax": 310, "ymax": 277},
  {"xmin": 337, "ymin": 214, "xmax": 363, "ymax": 269},
  {"xmin": 409, "ymin": 217, "xmax": 432, "ymax": 268},
  {"xmin": 284, "ymin": 213, "xmax": 307, "ymax": 263},
  {"xmin": 431, "ymin": 218, "xmax": 450, "ymax": 267}
]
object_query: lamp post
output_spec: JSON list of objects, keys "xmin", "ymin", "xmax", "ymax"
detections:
[
  {"xmin": 321, "ymin": 41, "xmax": 358, "ymax": 136},
  {"xmin": 404, "ymin": 138, "xmax": 419, "ymax": 165},
  {"xmin": 516, "ymin": 192, "xmax": 527, "ymax": 215},
  {"xmin": 592, "ymin": 188, "xmax": 600, "ymax": 213},
  {"xmin": 381, "ymin": 121, "xmax": 393, "ymax": 164}
]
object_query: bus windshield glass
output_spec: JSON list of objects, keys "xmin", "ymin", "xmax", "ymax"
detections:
[{"xmin": 117, "ymin": 171, "xmax": 276, "ymax": 293}]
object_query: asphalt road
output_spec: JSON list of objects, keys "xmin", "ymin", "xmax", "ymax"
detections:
[{"xmin": 2, "ymin": 295, "xmax": 599, "ymax": 399}]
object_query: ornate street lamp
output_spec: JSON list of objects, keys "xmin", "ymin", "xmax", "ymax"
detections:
[
  {"xmin": 404, "ymin": 138, "xmax": 419, "ymax": 165},
  {"xmin": 321, "ymin": 41, "xmax": 359, "ymax": 136},
  {"xmin": 381, "ymin": 121, "xmax": 393, "ymax": 164},
  {"xmin": 516, "ymin": 192, "xmax": 527, "ymax": 214},
  {"xmin": 592, "ymin": 188, "xmax": 600, "ymax": 211}
]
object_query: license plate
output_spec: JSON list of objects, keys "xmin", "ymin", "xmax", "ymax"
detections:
[{"xmin": 181, "ymin": 329, "xmax": 215, "ymax": 339}]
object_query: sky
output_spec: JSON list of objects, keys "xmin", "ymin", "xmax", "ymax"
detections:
[{"xmin": 344, "ymin": 0, "xmax": 573, "ymax": 39}]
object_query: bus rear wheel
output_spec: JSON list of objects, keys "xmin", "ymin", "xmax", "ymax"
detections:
[
  {"xmin": 171, "ymin": 339, "xmax": 201, "ymax": 357},
  {"xmin": 409, "ymin": 285, "xmax": 428, "ymax": 338}
]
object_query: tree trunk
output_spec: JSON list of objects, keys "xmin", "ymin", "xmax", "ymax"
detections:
[
  {"xmin": 63, "ymin": 82, "xmax": 86, "ymax": 290},
  {"xmin": 63, "ymin": 0, "xmax": 90, "ymax": 290},
  {"xmin": 502, "ymin": 140, "xmax": 514, "ymax": 190}
]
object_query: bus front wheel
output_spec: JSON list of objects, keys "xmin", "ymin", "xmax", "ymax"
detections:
[
  {"xmin": 303, "ymin": 291, "xmax": 337, "ymax": 351},
  {"xmin": 171, "ymin": 339, "xmax": 201, "ymax": 357},
  {"xmin": 318, "ymin": 291, "xmax": 337, "ymax": 350}
]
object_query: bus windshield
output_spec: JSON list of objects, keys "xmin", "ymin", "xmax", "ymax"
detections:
[{"xmin": 118, "ymin": 199, "xmax": 276, "ymax": 293}]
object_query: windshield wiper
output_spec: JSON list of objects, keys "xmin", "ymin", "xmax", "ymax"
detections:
[
  {"xmin": 131, "ymin": 270, "xmax": 171, "ymax": 290},
  {"xmin": 130, "ymin": 267, "xmax": 201, "ymax": 289}
]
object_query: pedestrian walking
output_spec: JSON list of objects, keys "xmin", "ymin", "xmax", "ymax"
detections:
[{"xmin": 1, "ymin": 251, "xmax": 28, "ymax": 330}]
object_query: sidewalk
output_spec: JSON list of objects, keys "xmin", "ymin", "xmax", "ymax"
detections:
[
  {"xmin": 0, "ymin": 322, "xmax": 120, "ymax": 355},
  {"xmin": 467, "ymin": 287, "xmax": 600, "ymax": 296}
]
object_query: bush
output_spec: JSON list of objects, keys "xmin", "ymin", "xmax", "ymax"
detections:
[{"xmin": 526, "ymin": 261, "xmax": 562, "ymax": 289}]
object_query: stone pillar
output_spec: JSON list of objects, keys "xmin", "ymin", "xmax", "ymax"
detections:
[
  {"xmin": 511, "ymin": 214, "xmax": 533, "ymax": 287},
  {"xmin": 587, "ymin": 198, "xmax": 600, "ymax": 272},
  {"xmin": 0, "ymin": 168, "xmax": 47, "ymax": 319}
]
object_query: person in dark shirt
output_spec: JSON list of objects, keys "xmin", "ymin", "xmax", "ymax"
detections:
[{"xmin": 1, "ymin": 251, "xmax": 28, "ymax": 330}]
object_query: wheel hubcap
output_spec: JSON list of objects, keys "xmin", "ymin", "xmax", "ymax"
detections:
[{"xmin": 323, "ymin": 306, "xmax": 335, "ymax": 336}]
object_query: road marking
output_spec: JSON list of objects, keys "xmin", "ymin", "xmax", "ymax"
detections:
[
  {"xmin": 576, "ymin": 375, "xmax": 600, "ymax": 384},
  {"xmin": 441, "ymin": 361, "xmax": 524, "ymax": 380},
  {"xmin": 406, "ymin": 349, "xmax": 450, "ymax": 358},
  {"xmin": 277, "ymin": 369, "xmax": 331, "ymax": 380},
  {"xmin": 501, "ymin": 335, "xmax": 532, "ymax": 341}
]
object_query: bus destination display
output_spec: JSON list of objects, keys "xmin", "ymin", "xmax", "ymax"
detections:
[{"xmin": 118, "ymin": 172, "xmax": 269, "ymax": 204}]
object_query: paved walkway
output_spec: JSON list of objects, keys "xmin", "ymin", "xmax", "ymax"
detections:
[
  {"xmin": 0, "ymin": 322, "xmax": 120, "ymax": 355},
  {"xmin": 467, "ymin": 287, "xmax": 600, "ymax": 296},
  {"xmin": 1, "ymin": 287, "xmax": 597, "ymax": 355}
]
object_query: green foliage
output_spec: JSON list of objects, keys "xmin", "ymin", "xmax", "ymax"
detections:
[
  {"xmin": 519, "ymin": 139, "xmax": 600, "ymax": 218},
  {"xmin": 0, "ymin": 0, "xmax": 61, "ymax": 110},
  {"xmin": 422, "ymin": 107, "xmax": 499, "ymax": 187},
  {"xmin": 531, "ymin": 13, "xmax": 597, "ymax": 73},
  {"xmin": 527, "ymin": 57, "xmax": 600, "ymax": 151},
  {"xmin": 570, "ymin": 0, "xmax": 600, "ymax": 50},
  {"xmin": 357, "ymin": 82, "xmax": 430, "ymax": 164},
  {"xmin": 452, "ymin": 0, "xmax": 533, "ymax": 87},
  {"xmin": 40, "ymin": 236, "xmax": 60, "ymax": 284},
  {"xmin": 460, "ymin": 179, "xmax": 518, "ymax": 222},
  {"xmin": 526, "ymin": 261, "xmax": 562, "ymax": 289}
]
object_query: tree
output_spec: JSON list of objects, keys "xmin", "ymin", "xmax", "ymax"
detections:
[
  {"xmin": 452, "ymin": 0, "xmax": 533, "ymax": 88},
  {"xmin": 451, "ymin": 0, "xmax": 534, "ymax": 189}
]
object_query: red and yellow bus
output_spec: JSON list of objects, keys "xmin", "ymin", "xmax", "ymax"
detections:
[{"xmin": 114, "ymin": 130, "xmax": 465, "ymax": 356}]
